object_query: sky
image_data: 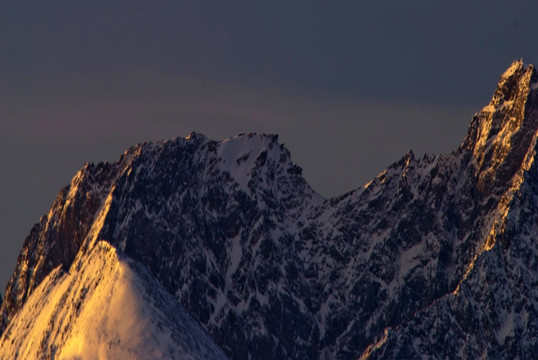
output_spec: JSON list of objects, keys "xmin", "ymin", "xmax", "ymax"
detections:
[{"xmin": 2, "ymin": 0, "xmax": 538, "ymax": 293}]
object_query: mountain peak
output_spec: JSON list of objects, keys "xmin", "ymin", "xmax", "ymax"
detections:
[
  {"xmin": 499, "ymin": 59, "xmax": 525, "ymax": 79},
  {"xmin": 494, "ymin": 59, "xmax": 534, "ymax": 104},
  {"xmin": 463, "ymin": 60, "xmax": 538, "ymax": 193}
]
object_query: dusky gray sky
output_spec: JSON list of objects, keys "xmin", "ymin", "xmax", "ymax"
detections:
[{"xmin": 2, "ymin": 0, "xmax": 538, "ymax": 292}]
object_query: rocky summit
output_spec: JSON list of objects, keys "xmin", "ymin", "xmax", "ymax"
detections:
[{"xmin": 2, "ymin": 60, "xmax": 538, "ymax": 359}]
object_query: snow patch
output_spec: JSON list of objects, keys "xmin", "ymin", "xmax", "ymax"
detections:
[
  {"xmin": 227, "ymin": 235, "xmax": 243, "ymax": 281},
  {"xmin": 217, "ymin": 134, "xmax": 276, "ymax": 191},
  {"xmin": 496, "ymin": 311, "xmax": 514, "ymax": 345}
]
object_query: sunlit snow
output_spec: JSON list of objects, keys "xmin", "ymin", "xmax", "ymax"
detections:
[{"xmin": 0, "ymin": 241, "xmax": 228, "ymax": 360}]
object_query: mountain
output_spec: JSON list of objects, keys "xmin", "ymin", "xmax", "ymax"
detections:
[
  {"xmin": 362, "ymin": 60, "xmax": 538, "ymax": 359},
  {"xmin": 1, "ymin": 60, "xmax": 538, "ymax": 359}
]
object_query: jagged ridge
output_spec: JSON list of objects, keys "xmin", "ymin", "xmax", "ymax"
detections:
[
  {"xmin": 365, "ymin": 59, "xmax": 538, "ymax": 359},
  {"xmin": 2, "ymin": 61, "xmax": 538, "ymax": 359}
]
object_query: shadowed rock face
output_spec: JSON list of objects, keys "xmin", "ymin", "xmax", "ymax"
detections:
[{"xmin": 2, "ymin": 62, "xmax": 538, "ymax": 359}]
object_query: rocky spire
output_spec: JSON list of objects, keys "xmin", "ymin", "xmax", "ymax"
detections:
[{"xmin": 463, "ymin": 60, "xmax": 538, "ymax": 193}]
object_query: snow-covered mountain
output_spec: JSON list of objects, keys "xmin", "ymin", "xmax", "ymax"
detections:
[
  {"xmin": 2, "ymin": 60, "xmax": 538, "ymax": 359},
  {"xmin": 0, "ymin": 240, "xmax": 228, "ymax": 359}
]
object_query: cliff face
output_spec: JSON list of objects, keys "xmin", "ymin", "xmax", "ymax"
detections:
[
  {"xmin": 2, "ymin": 61, "xmax": 538, "ymax": 359},
  {"xmin": 464, "ymin": 60, "xmax": 538, "ymax": 194}
]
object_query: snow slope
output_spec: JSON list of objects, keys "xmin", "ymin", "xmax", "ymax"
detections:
[{"xmin": 0, "ymin": 240, "xmax": 228, "ymax": 360}]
